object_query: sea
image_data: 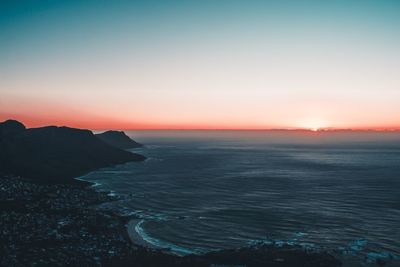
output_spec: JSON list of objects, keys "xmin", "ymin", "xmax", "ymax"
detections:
[{"xmin": 82, "ymin": 130, "xmax": 400, "ymax": 266}]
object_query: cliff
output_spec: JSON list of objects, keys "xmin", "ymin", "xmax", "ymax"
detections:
[
  {"xmin": 96, "ymin": 130, "xmax": 143, "ymax": 149},
  {"xmin": 0, "ymin": 120, "xmax": 145, "ymax": 183}
]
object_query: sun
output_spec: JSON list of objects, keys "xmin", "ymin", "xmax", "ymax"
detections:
[{"xmin": 297, "ymin": 118, "xmax": 327, "ymax": 132}]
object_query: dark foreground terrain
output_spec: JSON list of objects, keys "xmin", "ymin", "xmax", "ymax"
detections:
[
  {"xmin": 0, "ymin": 120, "xmax": 145, "ymax": 183},
  {"xmin": 0, "ymin": 174, "xmax": 341, "ymax": 267}
]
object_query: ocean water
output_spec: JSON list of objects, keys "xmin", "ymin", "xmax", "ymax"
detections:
[{"xmin": 83, "ymin": 131, "xmax": 400, "ymax": 265}]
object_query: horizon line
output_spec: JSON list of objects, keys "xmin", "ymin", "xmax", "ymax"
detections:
[
  {"xmin": 94, "ymin": 128, "xmax": 400, "ymax": 133},
  {"xmin": 3, "ymin": 119, "xmax": 400, "ymax": 133}
]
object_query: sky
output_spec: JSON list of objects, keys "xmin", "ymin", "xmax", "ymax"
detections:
[{"xmin": 1, "ymin": 0, "xmax": 400, "ymax": 130}]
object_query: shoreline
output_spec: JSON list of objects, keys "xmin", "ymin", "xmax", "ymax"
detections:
[
  {"xmin": 126, "ymin": 218, "xmax": 196, "ymax": 256},
  {"xmin": 74, "ymin": 172, "xmax": 162, "ymax": 251},
  {"xmin": 0, "ymin": 173, "xmax": 344, "ymax": 266},
  {"xmin": 77, "ymin": 173, "xmax": 195, "ymax": 256},
  {"xmin": 73, "ymin": 174, "xmax": 398, "ymax": 266},
  {"xmin": 126, "ymin": 219, "xmax": 160, "ymax": 249}
]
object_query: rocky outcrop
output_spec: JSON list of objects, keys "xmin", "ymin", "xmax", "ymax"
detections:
[
  {"xmin": 96, "ymin": 130, "xmax": 143, "ymax": 149},
  {"xmin": 0, "ymin": 120, "xmax": 26, "ymax": 137},
  {"xmin": 0, "ymin": 120, "xmax": 145, "ymax": 183}
]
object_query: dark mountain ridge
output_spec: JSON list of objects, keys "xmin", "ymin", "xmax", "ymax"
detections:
[
  {"xmin": 96, "ymin": 130, "xmax": 143, "ymax": 149},
  {"xmin": 0, "ymin": 120, "xmax": 145, "ymax": 183}
]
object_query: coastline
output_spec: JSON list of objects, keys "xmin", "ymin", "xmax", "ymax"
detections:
[
  {"xmin": 126, "ymin": 219, "xmax": 160, "ymax": 249},
  {"xmin": 75, "ymin": 174, "xmax": 102, "ymax": 188},
  {"xmin": 0, "ymin": 173, "xmax": 344, "ymax": 266},
  {"xmin": 77, "ymin": 171, "xmax": 196, "ymax": 256},
  {"xmin": 126, "ymin": 218, "xmax": 197, "ymax": 256},
  {"xmin": 74, "ymin": 171, "xmax": 160, "ymax": 250},
  {"xmin": 74, "ymin": 171, "xmax": 400, "ymax": 266}
]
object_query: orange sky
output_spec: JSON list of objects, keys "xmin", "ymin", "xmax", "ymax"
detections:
[
  {"xmin": 1, "ymin": 88, "xmax": 400, "ymax": 131},
  {"xmin": 1, "ymin": 95, "xmax": 400, "ymax": 131}
]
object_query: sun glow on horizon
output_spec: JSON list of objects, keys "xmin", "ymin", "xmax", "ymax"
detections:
[{"xmin": 296, "ymin": 118, "xmax": 329, "ymax": 132}]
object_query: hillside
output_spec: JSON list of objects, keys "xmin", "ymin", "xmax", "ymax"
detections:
[{"xmin": 0, "ymin": 120, "xmax": 145, "ymax": 183}]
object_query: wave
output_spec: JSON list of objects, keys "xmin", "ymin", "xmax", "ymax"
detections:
[
  {"xmin": 107, "ymin": 191, "xmax": 117, "ymax": 197},
  {"xmin": 134, "ymin": 219, "xmax": 197, "ymax": 256},
  {"xmin": 248, "ymin": 236, "xmax": 400, "ymax": 265},
  {"xmin": 74, "ymin": 175, "xmax": 102, "ymax": 187}
]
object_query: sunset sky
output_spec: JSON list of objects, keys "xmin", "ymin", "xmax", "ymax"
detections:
[{"xmin": 1, "ymin": 0, "xmax": 400, "ymax": 130}]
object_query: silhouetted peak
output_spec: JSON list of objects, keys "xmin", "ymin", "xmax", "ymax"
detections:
[
  {"xmin": 100, "ymin": 130, "xmax": 127, "ymax": 137},
  {"xmin": 96, "ymin": 130, "xmax": 143, "ymax": 149},
  {"xmin": 0, "ymin": 120, "xmax": 26, "ymax": 136},
  {"xmin": 0, "ymin": 120, "xmax": 145, "ymax": 181},
  {"xmin": 29, "ymin": 125, "xmax": 93, "ymax": 135}
]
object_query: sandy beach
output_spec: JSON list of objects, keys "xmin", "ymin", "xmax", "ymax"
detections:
[{"xmin": 126, "ymin": 219, "xmax": 160, "ymax": 249}]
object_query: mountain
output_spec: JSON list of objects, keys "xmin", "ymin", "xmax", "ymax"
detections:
[
  {"xmin": 96, "ymin": 130, "xmax": 143, "ymax": 149},
  {"xmin": 0, "ymin": 120, "xmax": 146, "ymax": 183},
  {"xmin": 0, "ymin": 119, "xmax": 26, "ymax": 137}
]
